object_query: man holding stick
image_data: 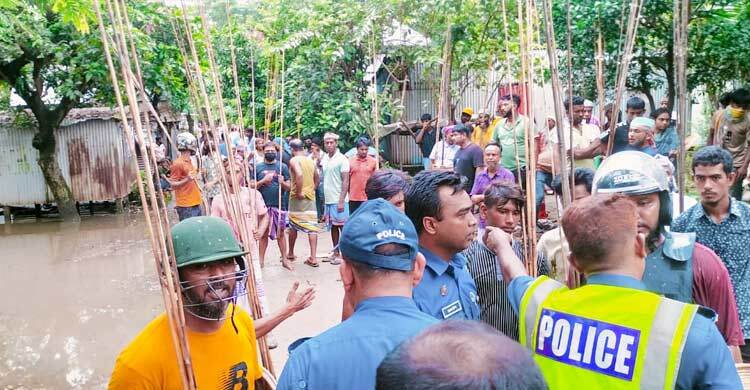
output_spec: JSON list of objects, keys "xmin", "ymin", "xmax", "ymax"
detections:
[{"xmin": 109, "ymin": 217, "xmax": 315, "ymax": 388}]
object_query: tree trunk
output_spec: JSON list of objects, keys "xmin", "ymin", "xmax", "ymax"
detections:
[{"xmin": 34, "ymin": 126, "xmax": 80, "ymax": 222}]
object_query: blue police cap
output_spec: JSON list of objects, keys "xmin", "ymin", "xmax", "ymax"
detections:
[{"xmin": 339, "ymin": 199, "xmax": 418, "ymax": 271}]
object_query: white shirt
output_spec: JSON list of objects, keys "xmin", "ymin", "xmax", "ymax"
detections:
[
  {"xmin": 321, "ymin": 150, "xmax": 350, "ymax": 204},
  {"xmin": 429, "ymin": 141, "xmax": 460, "ymax": 169}
]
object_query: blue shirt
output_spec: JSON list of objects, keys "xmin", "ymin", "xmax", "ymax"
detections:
[
  {"xmin": 655, "ymin": 125, "xmax": 679, "ymax": 158},
  {"xmin": 413, "ymin": 247, "xmax": 481, "ymax": 320},
  {"xmin": 277, "ymin": 296, "xmax": 437, "ymax": 390},
  {"xmin": 507, "ymin": 273, "xmax": 741, "ymax": 389},
  {"xmin": 673, "ymin": 198, "xmax": 750, "ymax": 338},
  {"xmin": 624, "ymin": 144, "xmax": 659, "ymax": 156}
]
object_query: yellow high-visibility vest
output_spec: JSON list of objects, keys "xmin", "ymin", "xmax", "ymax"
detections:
[{"xmin": 519, "ymin": 276, "xmax": 697, "ymax": 389}]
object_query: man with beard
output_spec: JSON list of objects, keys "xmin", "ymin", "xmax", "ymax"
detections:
[
  {"xmin": 492, "ymin": 94, "xmax": 528, "ymax": 177},
  {"xmin": 673, "ymin": 146, "xmax": 750, "ymax": 362},
  {"xmin": 625, "ymin": 117, "xmax": 659, "ymax": 156},
  {"xmin": 463, "ymin": 182, "xmax": 549, "ymax": 338},
  {"xmin": 429, "ymin": 126, "xmax": 460, "ymax": 170},
  {"xmin": 406, "ymin": 171, "xmax": 481, "ymax": 320},
  {"xmin": 600, "ymin": 96, "xmax": 645, "ymax": 155},
  {"xmin": 109, "ymin": 217, "xmax": 315, "ymax": 388},
  {"xmin": 595, "ymin": 151, "xmax": 744, "ymax": 360},
  {"xmin": 582, "ymin": 99, "xmax": 599, "ymax": 127}
]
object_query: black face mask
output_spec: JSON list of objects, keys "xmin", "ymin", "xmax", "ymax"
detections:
[{"xmin": 265, "ymin": 152, "xmax": 277, "ymax": 162}]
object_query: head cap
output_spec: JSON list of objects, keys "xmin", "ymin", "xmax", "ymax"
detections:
[
  {"xmin": 630, "ymin": 117, "xmax": 655, "ymax": 132},
  {"xmin": 583, "ymin": 99, "xmax": 595, "ymax": 107},
  {"xmin": 171, "ymin": 216, "xmax": 247, "ymax": 268},
  {"xmin": 340, "ymin": 199, "xmax": 419, "ymax": 271},
  {"xmin": 461, "ymin": 107, "xmax": 474, "ymax": 116},
  {"xmin": 593, "ymin": 151, "xmax": 669, "ymax": 195}
]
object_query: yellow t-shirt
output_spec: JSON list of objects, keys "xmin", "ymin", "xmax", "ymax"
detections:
[
  {"xmin": 109, "ymin": 305, "xmax": 261, "ymax": 389},
  {"xmin": 471, "ymin": 125, "xmax": 494, "ymax": 148}
]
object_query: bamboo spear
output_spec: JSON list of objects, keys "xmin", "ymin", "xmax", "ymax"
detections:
[
  {"xmin": 596, "ymin": 29, "xmax": 606, "ymax": 128},
  {"xmin": 605, "ymin": 0, "xmax": 644, "ymax": 156},
  {"xmin": 673, "ymin": 0, "xmax": 689, "ymax": 213},
  {"xmin": 95, "ymin": 0, "xmax": 196, "ymax": 387},
  {"xmin": 565, "ymin": 0, "xmax": 576, "ymax": 192}
]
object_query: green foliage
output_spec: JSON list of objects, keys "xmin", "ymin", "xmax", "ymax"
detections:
[{"xmin": 551, "ymin": 0, "xmax": 750, "ymax": 106}]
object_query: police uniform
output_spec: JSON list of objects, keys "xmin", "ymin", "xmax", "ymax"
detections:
[
  {"xmin": 412, "ymin": 247, "xmax": 481, "ymax": 320},
  {"xmin": 508, "ymin": 274, "xmax": 741, "ymax": 389},
  {"xmin": 643, "ymin": 231, "xmax": 695, "ymax": 303},
  {"xmin": 276, "ymin": 199, "xmax": 438, "ymax": 390}
]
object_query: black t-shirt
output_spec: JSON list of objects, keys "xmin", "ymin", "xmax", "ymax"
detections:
[
  {"xmin": 254, "ymin": 161, "xmax": 290, "ymax": 209},
  {"xmin": 418, "ymin": 127, "xmax": 437, "ymax": 158},
  {"xmin": 453, "ymin": 143, "xmax": 485, "ymax": 191},
  {"xmin": 600, "ymin": 123, "xmax": 630, "ymax": 154}
]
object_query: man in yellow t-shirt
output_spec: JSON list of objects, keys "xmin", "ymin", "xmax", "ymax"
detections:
[{"xmin": 109, "ymin": 217, "xmax": 262, "ymax": 389}]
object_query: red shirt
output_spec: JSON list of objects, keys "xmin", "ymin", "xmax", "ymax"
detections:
[
  {"xmin": 692, "ymin": 242, "xmax": 745, "ymax": 346},
  {"xmin": 348, "ymin": 155, "xmax": 377, "ymax": 201}
]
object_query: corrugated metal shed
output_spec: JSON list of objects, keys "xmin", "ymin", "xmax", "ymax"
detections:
[{"xmin": 0, "ymin": 109, "xmax": 138, "ymax": 206}]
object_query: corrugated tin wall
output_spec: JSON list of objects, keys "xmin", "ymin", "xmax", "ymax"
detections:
[{"xmin": 0, "ymin": 119, "xmax": 137, "ymax": 206}]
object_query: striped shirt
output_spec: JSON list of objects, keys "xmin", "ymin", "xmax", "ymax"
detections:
[{"xmin": 463, "ymin": 239, "xmax": 549, "ymax": 340}]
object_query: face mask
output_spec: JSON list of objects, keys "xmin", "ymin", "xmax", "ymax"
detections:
[
  {"xmin": 729, "ymin": 107, "xmax": 745, "ymax": 120},
  {"xmin": 265, "ymin": 152, "xmax": 277, "ymax": 161}
]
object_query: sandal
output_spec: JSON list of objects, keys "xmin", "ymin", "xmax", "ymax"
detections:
[
  {"xmin": 304, "ymin": 258, "xmax": 319, "ymax": 267},
  {"xmin": 329, "ymin": 256, "xmax": 342, "ymax": 265}
]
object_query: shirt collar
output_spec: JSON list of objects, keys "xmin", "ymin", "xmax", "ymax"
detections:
[
  {"xmin": 585, "ymin": 273, "xmax": 646, "ymax": 291},
  {"xmin": 354, "ymin": 296, "xmax": 417, "ymax": 313},
  {"xmin": 420, "ymin": 246, "xmax": 466, "ymax": 275},
  {"xmin": 693, "ymin": 198, "xmax": 743, "ymax": 221}
]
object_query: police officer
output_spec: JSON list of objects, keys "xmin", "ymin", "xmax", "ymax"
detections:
[
  {"xmin": 277, "ymin": 199, "xmax": 438, "ymax": 390},
  {"xmin": 594, "ymin": 151, "xmax": 745, "ymax": 355},
  {"xmin": 485, "ymin": 194, "xmax": 740, "ymax": 388},
  {"xmin": 405, "ymin": 170, "xmax": 481, "ymax": 320}
]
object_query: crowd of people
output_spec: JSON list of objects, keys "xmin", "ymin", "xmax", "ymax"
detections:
[{"xmin": 109, "ymin": 87, "xmax": 750, "ymax": 389}]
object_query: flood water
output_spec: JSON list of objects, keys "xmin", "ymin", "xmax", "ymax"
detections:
[{"xmin": 0, "ymin": 212, "xmax": 343, "ymax": 389}]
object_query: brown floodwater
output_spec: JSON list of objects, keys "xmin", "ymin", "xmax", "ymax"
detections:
[{"xmin": 0, "ymin": 212, "xmax": 343, "ymax": 389}]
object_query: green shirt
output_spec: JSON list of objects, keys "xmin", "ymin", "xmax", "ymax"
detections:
[{"xmin": 492, "ymin": 115, "xmax": 528, "ymax": 171}]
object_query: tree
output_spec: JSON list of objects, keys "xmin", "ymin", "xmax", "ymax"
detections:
[
  {"xmin": 0, "ymin": 1, "xmax": 189, "ymax": 221},
  {"xmin": 552, "ymin": 0, "xmax": 750, "ymax": 111}
]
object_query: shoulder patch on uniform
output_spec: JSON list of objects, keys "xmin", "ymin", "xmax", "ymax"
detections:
[
  {"xmin": 696, "ymin": 306, "xmax": 718, "ymax": 323},
  {"xmin": 662, "ymin": 231, "xmax": 696, "ymax": 262}
]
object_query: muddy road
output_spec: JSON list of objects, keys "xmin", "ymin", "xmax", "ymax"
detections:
[{"xmin": 0, "ymin": 213, "xmax": 343, "ymax": 389}]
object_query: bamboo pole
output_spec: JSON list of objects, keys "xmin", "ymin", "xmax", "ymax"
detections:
[
  {"xmin": 605, "ymin": 0, "xmax": 644, "ymax": 156},
  {"xmin": 565, "ymin": 0, "xmax": 576, "ymax": 193},
  {"xmin": 522, "ymin": 0, "xmax": 538, "ymax": 276},
  {"xmin": 539, "ymin": 0, "xmax": 572, "ymax": 208},
  {"xmin": 674, "ymin": 0, "xmax": 689, "ymax": 212},
  {"xmin": 435, "ymin": 20, "xmax": 453, "ymax": 148},
  {"xmin": 596, "ymin": 29, "xmax": 606, "ymax": 129},
  {"xmin": 95, "ymin": 1, "xmax": 196, "ymax": 388}
]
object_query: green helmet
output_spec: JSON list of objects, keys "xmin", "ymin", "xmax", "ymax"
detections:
[{"xmin": 171, "ymin": 216, "xmax": 247, "ymax": 268}]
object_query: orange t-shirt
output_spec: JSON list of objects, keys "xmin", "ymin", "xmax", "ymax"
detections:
[
  {"xmin": 170, "ymin": 156, "xmax": 202, "ymax": 207},
  {"xmin": 109, "ymin": 305, "xmax": 261, "ymax": 389},
  {"xmin": 348, "ymin": 155, "xmax": 377, "ymax": 201}
]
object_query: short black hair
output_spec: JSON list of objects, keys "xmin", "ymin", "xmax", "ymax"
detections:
[
  {"xmin": 651, "ymin": 107, "xmax": 671, "ymax": 119},
  {"xmin": 376, "ymin": 320, "xmax": 548, "ymax": 390},
  {"xmin": 289, "ymin": 139, "xmax": 304, "ymax": 151},
  {"xmin": 452, "ymin": 124, "xmax": 471, "ymax": 135},
  {"xmin": 626, "ymin": 96, "xmax": 646, "ymax": 110},
  {"xmin": 421, "ymin": 113, "xmax": 432, "ymax": 121},
  {"xmin": 406, "ymin": 171, "xmax": 466, "ymax": 234},
  {"xmin": 310, "ymin": 137, "xmax": 322, "ymax": 147},
  {"xmin": 366, "ymin": 169, "xmax": 411, "ymax": 201},
  {"xmin": 563, "ymin": 95, "xmax": 585, "ymax": 108},
  {"xmin": 727, "ymin": 88, "xmax": 750, "ymax": 108},
  {"xmin": 484, "ymin": 182, "xmax": 525, "ymax": 209},
  {"xmin": 692, "ymin": 145, "xmax": 734, "ymax": 175},
  {"xmin": 355, "ymin": 137, "xmax": 372, "ymax": 148},
  {"xmin": 502, "ymin": 94, "xmax": 522, "ymax": 107},
  {"xmin": 719, "ymin": 92, "xmax": 731, "ymax": 107},
  {"xmin": 551, "ymin": 167, "xmax": 595, "ymax": 196}
]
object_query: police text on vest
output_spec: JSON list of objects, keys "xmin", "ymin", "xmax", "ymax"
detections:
[{"xmin": 535, "ymin": 309, "xmax": 641, "ymax": 381}]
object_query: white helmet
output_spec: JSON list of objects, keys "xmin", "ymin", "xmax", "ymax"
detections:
[
  {"xmin": 593, "ymin": 151, "xmax": 669, "ymax": 195},
  {"xmin": 176, "ymin": 132, "xmax": 197, "ymax": 152}
]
